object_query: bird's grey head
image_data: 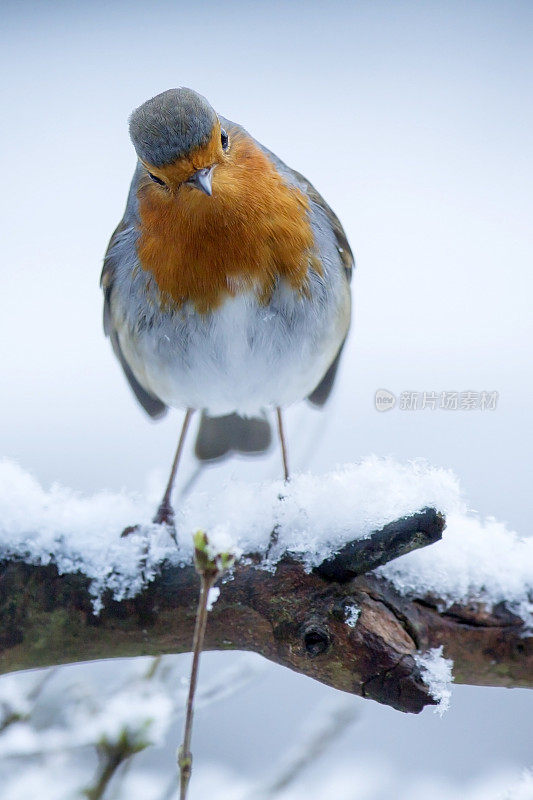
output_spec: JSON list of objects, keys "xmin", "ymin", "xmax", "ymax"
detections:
[{"xmin": 129, "ymin": 88, "xmax": 218, "ymax": 168}]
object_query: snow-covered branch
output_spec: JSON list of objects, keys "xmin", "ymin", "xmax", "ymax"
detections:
[{"xmin": 0, "ymin": 457, "xmax": 531, "ymax": 714}]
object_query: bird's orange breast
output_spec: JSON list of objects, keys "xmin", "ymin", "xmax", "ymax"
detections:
[{"xmin": 136, "ymin": 128, "xmax": 319, "ymax": 314}]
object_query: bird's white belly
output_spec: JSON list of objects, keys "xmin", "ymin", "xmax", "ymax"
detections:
[{"xmin": 117, "ymin": 288, "xmax": 349, "ymax": 415}]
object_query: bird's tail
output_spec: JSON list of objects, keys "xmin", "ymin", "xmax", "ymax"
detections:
[{"xmin": 194, "ymin": 411, "xmax": 272, "ymax": 462}]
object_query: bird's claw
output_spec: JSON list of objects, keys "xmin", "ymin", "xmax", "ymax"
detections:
[
  {"xmin": 120, "ymin": 502, "xmax": 175, "ymax": 540},
  {"xmin": 152, "ymin": 500, "xmax": 175, "ymax": 528}
]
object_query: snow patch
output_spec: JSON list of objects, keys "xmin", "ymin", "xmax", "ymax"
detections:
[
  {"xmin": 415, "ymin": 646, "xmax": 454, "ymax": 715},
  {"xmin": 0, "ymin": 456, "xmax": 531, "ymax": 620},
  {"xmin": 206, "ymin": 586, "xmax": 220, "ymax": 611},
  {"xmin": 379, "ymin": 512, "xmax": 533, "ymax": 624},
  {"xmin": 344, "ymin": 604, "xmax": 361, "ymax": 628}
]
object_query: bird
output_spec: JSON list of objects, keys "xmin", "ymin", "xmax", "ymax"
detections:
[{"xmin": 101, "ymin": 87, "xmax": 353, "ymax": 533}]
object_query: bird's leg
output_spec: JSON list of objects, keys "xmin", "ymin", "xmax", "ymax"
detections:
[
  {"xmin": 121, "ymin": 408, "xmax": 194, "ymax": 538},
  {"xmin": 153, "ymin": 408, "xmax": 195, "ymax": 527},
  {"xmin": 276, "ymin": 407, "xmax": 290, "ymax": 482},
  {"xmin": 265, "ymin": 408, "xmax": 290, "ymax": 558}
]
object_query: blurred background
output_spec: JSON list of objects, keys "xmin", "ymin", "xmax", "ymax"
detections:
[{"xmin": 1, "ymin": 1, "xmax": 532, "ymax": 797}]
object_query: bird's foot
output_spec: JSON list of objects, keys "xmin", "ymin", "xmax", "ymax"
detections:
[
  {"xmin": 120, "ymin": 501, "xmax": 176, "ymax": 540},
  {"xmin": 152, "ymin": 499, "xmax": 175, "ymax": 527},
  {"xmin": 152, "ymin": 500, "xmax": 177, "ymax": 543}
]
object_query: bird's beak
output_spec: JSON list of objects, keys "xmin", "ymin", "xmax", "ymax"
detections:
[{"xmin": 186, "ymin": 166, "xmax": 213, "ymax": 196}]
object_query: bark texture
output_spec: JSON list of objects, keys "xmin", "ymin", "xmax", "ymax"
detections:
[{"xmin": 0, "ymin": 509, "xmax": 530, "ymax": 714}]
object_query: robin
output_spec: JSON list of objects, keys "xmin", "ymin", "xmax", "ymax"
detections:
[{"xmin": 101, "ymin": 87, "xmax": 353, "ymax": 532}]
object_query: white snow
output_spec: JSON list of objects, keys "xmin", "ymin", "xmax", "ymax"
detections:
[
  {"xmin": 414, "ymin": 646, "xmax": 454, "ymax": 715},
  {"xmin": 163, "ymin": 763, "xmax": 533, "ymax": 800},
  {"xmin": 0, "ymin": 675, "xmax": 173, "ymax": 758},
  {"xmin": 0, "ymin": 456, "xmax": 531, "ymax": 620},
  {"xmin": 0, "ymin": 652, "xmax": 264, "ymax": 767},
  {"xmin": 379, "ymin": 512, "xmax": 533, "ymax": 624},
  {"xmin": 0, "ymin": 673, "xmax": 35, "ymax": 722},
  {"xmin": 3, "ymin": 758, "xmax": 531, "ymax": 800},
  {"xmin": 206, "ymin": 586, "xmax": 221, "ymax": 611},
  {"xmin": 1, "ymin": 756, "xmax": 87, "ymax": 800},
  {"xmin": 344, "ymin": 604, "xmax": 361, "ymax": 628}
]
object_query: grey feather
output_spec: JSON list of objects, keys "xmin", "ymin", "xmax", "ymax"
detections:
[
  {"xmin": 129, "ymin": 88, "xmax": 217, "ymax": 168},
  {"xmin": 101, "ymin": 223, "xmax": 167, "ymax": 420}
]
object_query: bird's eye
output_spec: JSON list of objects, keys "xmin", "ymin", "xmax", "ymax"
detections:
[
  {"xmin": 220, "ymin": 128, "xmax": 229, "ymax": 151},
  {"xmin": 148, "ymin": 171, "xmax": 166, "ymax": 187}
]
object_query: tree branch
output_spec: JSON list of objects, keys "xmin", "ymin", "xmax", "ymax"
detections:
[
  {"xmin": 314, "ymin": 507, "xmax": 444, "ymax": 581},
  {"xmin": 0, "ymin": 510, "xmax": 530, "ymax": 714}
]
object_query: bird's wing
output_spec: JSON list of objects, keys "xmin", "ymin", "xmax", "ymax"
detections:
[
  {"xmin": 100, "ymin": 220, "xmax": 167, "ymax": 420},
  {"xmin": 283, "ymin": 164, "xmax": 353, "ymax": 406},
  {"xmin": 291, "ymin": 170, "xmax": 353, "ymax": 406},
  {"xmin": 306, "ymin": 339, "xmax": 347, "ymax": 407},
  {"xmin": 288, "ymin": 167, "xmax": 354, "ymax": 284}
]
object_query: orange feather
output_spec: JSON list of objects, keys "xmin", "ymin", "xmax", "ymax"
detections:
[{"xmin": 136, "ymin": 125, "xmax": 319, "ymax": 314}]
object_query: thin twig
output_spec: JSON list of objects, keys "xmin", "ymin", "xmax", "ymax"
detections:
[
  {"xmin": 177, "ymin": 532, "xmax": 234, "ymax": 800},
  {"xmin": 84, "ymin": 736, "xmax": 138, "ymax": 800},
  {"xmin": 177, "ymin": 571, "xmax": 216, "ymax": 800},
  {"xmin": 276, "ymin": 407, "xmax": 290, "ymax": 482}
]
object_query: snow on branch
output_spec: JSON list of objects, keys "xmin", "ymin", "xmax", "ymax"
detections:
[{"xmin": 0, "ymin": 457, "xmax": 531, "ymax": 714}]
